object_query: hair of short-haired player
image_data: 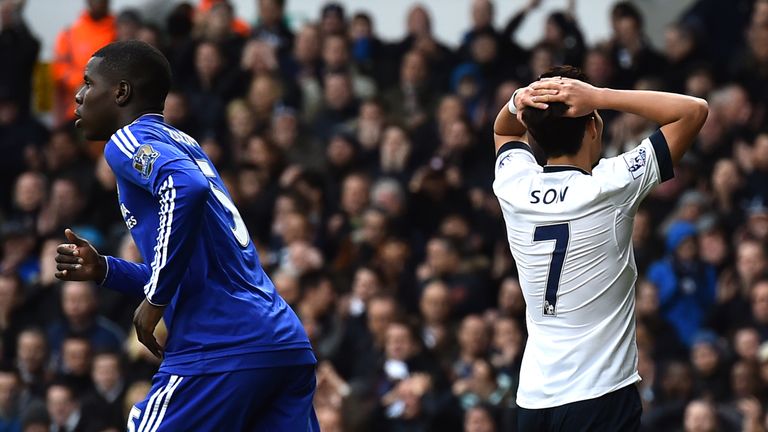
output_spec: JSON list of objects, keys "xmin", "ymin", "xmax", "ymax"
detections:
[
  {"xmin": 521, "ymin": 65, "xmax": 593, "ymax": 159},
  {"xmin": 91, "ymin": 40, "xmax": 172, "ymax": 112}
]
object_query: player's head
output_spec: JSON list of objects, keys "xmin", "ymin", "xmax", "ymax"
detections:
[
  {"xmin": 522, "ymin": 65, "xmax": 603, "ymax": 164},
  {"xmin": 74, "ymin": 40, "xmax": 172, "ymax": 141}
]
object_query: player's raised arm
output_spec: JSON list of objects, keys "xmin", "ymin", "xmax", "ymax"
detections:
[
  {"xmin": 530, "ymin": 78, "xmax": 708, "ymax": 163},
  {"xmin": 492, "ymin": 83, "xmax": 556, "ymax": 153}
]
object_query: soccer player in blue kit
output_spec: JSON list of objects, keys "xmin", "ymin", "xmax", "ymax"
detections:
[{"xmin": 54, "ymin": 41, "xmax": 319, "ymax": 431}]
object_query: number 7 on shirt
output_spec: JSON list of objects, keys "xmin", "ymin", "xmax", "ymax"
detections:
[{"xmin": 533, "ymin": 223, "xmax": 570, "ymax": 317}]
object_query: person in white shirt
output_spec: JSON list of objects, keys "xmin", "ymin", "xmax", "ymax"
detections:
[{"xmin": 492, "ymin": 65, "xmax": 708, "ymax": 431}]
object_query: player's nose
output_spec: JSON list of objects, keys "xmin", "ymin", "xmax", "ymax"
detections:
[{"xmin": 75, "ymin": 86, "xmax": 85, "ymax": 104}]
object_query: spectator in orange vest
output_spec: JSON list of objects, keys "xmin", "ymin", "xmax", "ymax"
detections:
[{"xmin": 52, "ymin": 0, "xmax": 116, "ymax": 126}]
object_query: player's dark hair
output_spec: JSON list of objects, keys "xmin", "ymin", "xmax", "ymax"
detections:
[
  {"xmin": 522, "ymin": 66, "xmax": 592, "ymax": 158},
  {"xmin": 92, "ymin": 40, "xmax": 172, "ymax": 112}
]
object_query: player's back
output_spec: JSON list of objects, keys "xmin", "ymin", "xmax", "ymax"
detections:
[
  {"xmin": 105, "ymin": 114, "xmax": 313, "ymax": 376},
  {"xmin": 493, "ymin": 132, "xmax": 671, "ymax": 408}
]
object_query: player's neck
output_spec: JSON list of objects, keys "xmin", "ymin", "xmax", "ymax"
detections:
[
  {"xmin": 118, "ymin": 109, "xmax": 163, "ymax": 128},
  {"xmin": 546, "ymin": 153, "xmax": 593, "ymax": 174}
]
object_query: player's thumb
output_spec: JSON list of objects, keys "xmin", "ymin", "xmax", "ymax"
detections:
[{"xmin": 64, "ymin": 229, "xmax": 87, "ymax": 246}]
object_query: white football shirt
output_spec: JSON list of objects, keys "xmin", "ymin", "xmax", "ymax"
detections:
[{"xmin": 493, "ymin": 130, "xmax": 673, "ymax": 409}]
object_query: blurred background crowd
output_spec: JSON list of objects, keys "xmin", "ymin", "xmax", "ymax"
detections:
[{"xmin": 0, "ymin": 0, "xmax": 767, "ymax": 431}]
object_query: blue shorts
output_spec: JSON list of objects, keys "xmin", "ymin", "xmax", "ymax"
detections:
[{"xmin": 128, "ymin": 364, "xmax": 320, "ymax": 432}]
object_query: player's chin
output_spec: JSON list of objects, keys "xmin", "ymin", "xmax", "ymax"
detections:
[{"xmin": 77, "ymin": 120, "xmax": 107, "ymax": 141}]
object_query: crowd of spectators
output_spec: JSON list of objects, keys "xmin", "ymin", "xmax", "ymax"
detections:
[{"xmin": 1, "ymin": 0, "xmax": 768, "ymax": 430}]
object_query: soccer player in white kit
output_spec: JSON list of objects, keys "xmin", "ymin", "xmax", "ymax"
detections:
[{"xmin": 492, "ymin": 66, "xmax": 708, "ymax": 431}]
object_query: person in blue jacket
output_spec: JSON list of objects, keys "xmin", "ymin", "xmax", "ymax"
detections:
[{"xmin": 647, "ymin": 220, "xmax": 717, "ymax": 347}]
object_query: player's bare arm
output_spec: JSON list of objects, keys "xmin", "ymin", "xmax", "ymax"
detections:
[
  {"xmin": 133, "ymin": 299, "xmax": 165, "ymax": 359},
  {"xmin": 530, "ymin": 77, "xmax": 709, "ymax": 163}
]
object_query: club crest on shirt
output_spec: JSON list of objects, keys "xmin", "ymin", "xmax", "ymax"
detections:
[
  {"xmin": 132, "ymin": 144, "xmax": 160, "ymax": 178},
  {"xmin": 623, "ymin": 147, "xmax": 647, "ymax": 180}
]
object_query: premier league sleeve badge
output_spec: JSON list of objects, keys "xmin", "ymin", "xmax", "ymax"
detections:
[{"xmin": 132, "ymin": 144, "xmax": 160, "ymax": 179}]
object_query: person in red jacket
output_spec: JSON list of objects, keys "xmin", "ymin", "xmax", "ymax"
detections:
[{"xmin": 52, "ymin": 0, "xmax": 116, "ymax": 126}]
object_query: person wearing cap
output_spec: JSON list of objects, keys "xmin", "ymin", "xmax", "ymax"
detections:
[{"xmin": 647, "ymin": 220, "xmax": 717, "ymax": 347}]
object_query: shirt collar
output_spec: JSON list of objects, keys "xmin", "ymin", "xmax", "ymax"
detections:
[
  {"xmin": 543, "ymin": 165, "xmax": 591, "ymax": 176},
  {"xmin": 130, "ymin": 113, "xmax": 164, "ymax": 126},
  {"xmin": 137, "ymin": 113, "xmax": 164, "ymax": 121}
]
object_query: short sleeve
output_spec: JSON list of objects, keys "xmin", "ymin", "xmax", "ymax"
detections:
[
  {"xmin": 592, "ymin": 129, "xmax": 674, "ymax": 213},
  {"xmin": 494, "ymin": 141, "xmax": 542, "ymax": 184}
]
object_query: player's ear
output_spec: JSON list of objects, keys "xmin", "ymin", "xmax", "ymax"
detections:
[
  {"xmin": 587, "ymin": 114, "xmax": 598, "ymax": 141},
  {"xmin": 116, "ymin": 80, "xmax": 132, "ymax": 106}
]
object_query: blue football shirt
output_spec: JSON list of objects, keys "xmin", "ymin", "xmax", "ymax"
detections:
[{"xmin": 101, "ymin": 113, "xmax": 315, "ymax": 374}]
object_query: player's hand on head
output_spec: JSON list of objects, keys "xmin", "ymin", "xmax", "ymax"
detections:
[
  {"xmin": 55, "ymin": 229, "xmax": 107, "ymax": 282},
  {"xmin": 529, "ymin": 77, "xmax": 600, "ymax": 118},
  {"xmin": 133, "ymin": 299, "xmax": 165, "ymax": 359},
  {"xmin": 514, "ymin": 82, "xmax": 558, "ymax": 124},
  {"xmin": 516, "ymin": 83, "xmax": 553, "ymax": 112}
]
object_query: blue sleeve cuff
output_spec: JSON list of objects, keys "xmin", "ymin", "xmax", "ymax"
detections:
[
  {"xmin": 496, "ymin": 141, "xmax": 533, "ymax": 159},
  {"xmin": 101, "ymin": 255, "xmax": 113, "ymax": 287},
  {"xmin": 649, "ymin": 129, "xmax": 674, "ymax": 183},
  {"xmin": 145, "ymin": 297, "xmax": 168, "ymax": 307}
]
